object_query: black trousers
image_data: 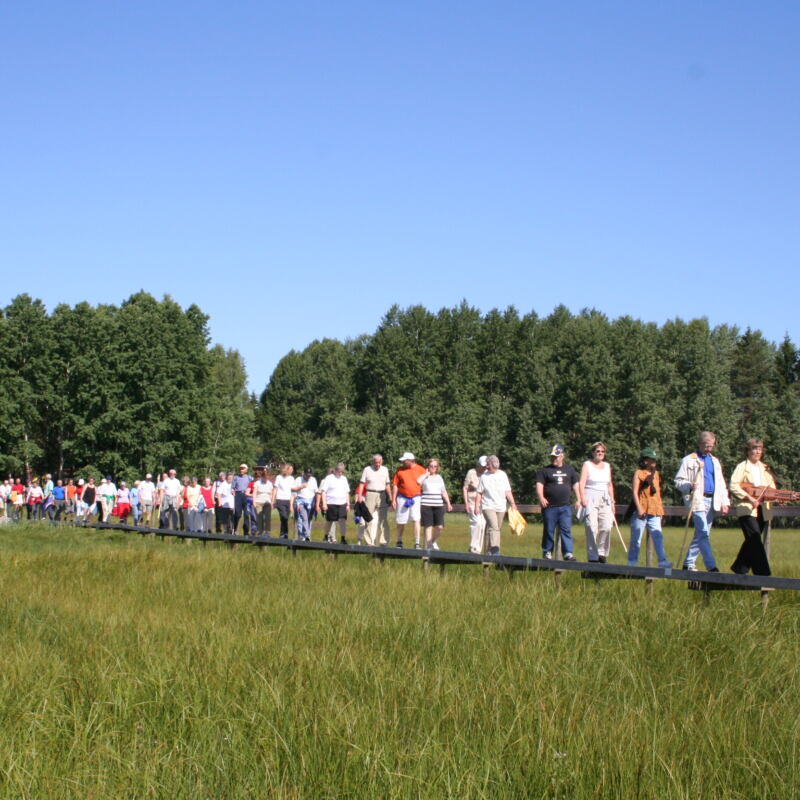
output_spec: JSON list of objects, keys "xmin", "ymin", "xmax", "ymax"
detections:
[
  {"xmin": 731, "ymin": 511, "xmax": 771, "ymax": 576},
  {"xmin": 276, "ymin": 499, "xmax": 291, "ymax": 537}
]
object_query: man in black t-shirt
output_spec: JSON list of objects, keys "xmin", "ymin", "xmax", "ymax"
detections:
[{"xmin": 535, "ymin": 445, "xmax": 580, "ymax": 560}]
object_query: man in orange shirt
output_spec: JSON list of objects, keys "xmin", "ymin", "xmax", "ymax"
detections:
[{"xmin": 391, "ymin": 452, "xmax": 427, "ymax": 549}]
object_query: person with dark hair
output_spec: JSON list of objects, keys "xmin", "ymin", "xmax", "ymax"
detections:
[
  {"xmin": 627, "ymin": 448, "xmax": 672, "ymax": 568},
  {"xmin": 728, "ymin": 438, "xmax": 775, "ymax": 576},
  {"xmin": 535, "ymin": 445, "xmax": 579, "ymax": 561}
]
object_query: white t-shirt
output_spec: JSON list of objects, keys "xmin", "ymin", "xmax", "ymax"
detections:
[
  {"xmin": 252, "ymin": 479, "xmax": 274, "ymax": 504},
  {"xmin": 477, "ymin": 470, "xmax": 512, "ymax": 512},
  {"xmin": 421, "ymin": 474, "xmax": 446, "ymax": 506},
  {"xmin": 360, "ymin": 465, "xmax": 390, "ymax": 492},
  {"xmin": 274, "ymin": 474, "xmax": 295, "ymax": 501},
  {"xmin": 216, "ymin": 480, "xmax": 234, "ymax": 509},
  {"xmin": 294, "ymin": 476, "xmax": 318, "ymax": 501},
  {"xmin": 319, "ymin": 474, "xmax": 350, "ymax": 505},
  {"xmin": 163, "ymin": 477, "xmax": 182, "ymax": 498},
  {"xmin": 138, "ymin": 480, "xmax": 156, "ymax": 503}
]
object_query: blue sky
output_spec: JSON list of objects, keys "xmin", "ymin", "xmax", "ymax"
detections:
[{"xmin": 2, "ymin": 1, "xmax": 798, "ymax": 392}]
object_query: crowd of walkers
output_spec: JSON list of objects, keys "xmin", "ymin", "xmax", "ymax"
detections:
[{"xmin": 0, "ymin": 430, "xmax": 780, "ymax": 577}]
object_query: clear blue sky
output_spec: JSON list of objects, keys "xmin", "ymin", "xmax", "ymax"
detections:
[{"xmin": 3, "ymin": 1, "xmax": 798, "ymax": 392}]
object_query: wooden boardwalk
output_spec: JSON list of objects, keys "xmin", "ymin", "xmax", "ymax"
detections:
[{"xmin": 80, "ymin": 520, "xmax": 800, "ymax": 606}]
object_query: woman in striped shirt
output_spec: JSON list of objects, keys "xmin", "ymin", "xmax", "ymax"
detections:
[{"xmin": 416, "ymin": 459, "xmax": 452, "ymax": 551}]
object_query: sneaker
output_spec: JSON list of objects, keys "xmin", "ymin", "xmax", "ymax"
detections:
[
  {"xmin": 598, "ymin": 555, "xmax": 607, "ymax": 564},
  {"xmin": 341, "ymin": 536, "xmax": 347, "ymax": 544},
  {"xmin": 563, "ymin": 553, "xmax": 576, "ymax": 561},
  {"xmin": 414, "ymin": 542, "xmax": 422, "ymax": 550},
  {"xmin": 431, "ymin": 542, "xmax": 440, "ymax": 551},
  {"xmin": 469, "ymin": 547, "xmax": 479, "ymax": 554},
  {"xmin": 707, "ymin": 567, "xmax": 719, "ymax": 573},
  {"xmin": 682, "ymin": 563, "xmax": 696, "ymax": 571},
  {"xmin": 542, "ymin": 551, "xmax": 553, "ymax": 560},
  {"xmin": 395, "ymin": 540, "xmax": 403, "ymax": 548},
  {"xmin": 658, "ymin": 560, "xmax": 673, "ymax": 569}
]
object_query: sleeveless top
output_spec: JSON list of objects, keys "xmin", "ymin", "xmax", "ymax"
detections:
[{"xmin": 583, "ymin": 461, "xmax": 611, "ymax": 498}]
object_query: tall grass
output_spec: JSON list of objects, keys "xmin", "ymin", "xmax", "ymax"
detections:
[{"xmin": 0, "ymin": 521, "xmax": 798, "ymax": 798}]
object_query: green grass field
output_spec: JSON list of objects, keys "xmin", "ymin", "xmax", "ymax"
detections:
[{"xmin": 1, "ymin": 518, "xmax": 799, "ymax": 799}]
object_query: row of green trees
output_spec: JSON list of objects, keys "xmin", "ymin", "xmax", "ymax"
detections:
[
  {"xmin": 258, "ymin": 303, "xmax": 800, "ymax": 504},
  {"xmin": 4, "ymin": 296, "xmax": 798, "ymax": 505},
  {"xmin": 0, "ymin": 293, "xmax": 258, "ymax": 483}
]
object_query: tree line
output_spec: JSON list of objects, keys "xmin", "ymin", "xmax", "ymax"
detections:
[
  {"xmin": 3, "ymin": 295, "xmax": 798, "ymax": 507},
  {"xmin": 0, "ymin": 292, "xmax": 258, "ymax": 483},
  {"xmin": 258, "ymin": 303, "xmax": 800, "ymax": 506}
]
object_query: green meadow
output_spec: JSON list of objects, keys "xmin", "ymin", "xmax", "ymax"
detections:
[{"xmin": 0, "ymin": 519, "xmax": 799, "ymax": 799}]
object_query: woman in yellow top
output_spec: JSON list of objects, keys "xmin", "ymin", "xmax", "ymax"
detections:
[
  {"xmin": 728, "ymin": 438, "xmax": 775, "ymax": 576},
  {"xmin": 627, "ymin": 448, "xmax": 672, "ymax": 568}
]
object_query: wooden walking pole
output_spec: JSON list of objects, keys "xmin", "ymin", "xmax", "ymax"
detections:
[{"xmin": 612, "ymin": 517, "xmax": 628, "ymax": 554}]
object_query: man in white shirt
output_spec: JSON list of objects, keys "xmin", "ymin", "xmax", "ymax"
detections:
[
  {"xmin": 674, "ymin": 431, "xmax": 730, "ymax": 572},
  {"xmin": 317, "ymin": 463, "xmax": 351, "ymax": 544},
  {"xmin": 138, "ymin": 473, "xmax": 156, "ymax": 528},
  {"xmin": 160, "ymin": 468, "xmax": 182, "ymax": 530},
  {"xmin": 357, "ymin": 454, "xmax": 392, "ymax": 546}
]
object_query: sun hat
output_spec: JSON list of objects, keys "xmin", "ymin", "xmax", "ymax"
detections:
[
  {"xmin": 550, "ymin": 444, "xmax": 565, "ymax": 457},
  {"xmin": 399, "ymin": 452, "xmax": 416, "ymax": 462},
  {"xmin": 477, "ymin": 455, "xmax": 488, "ymax": 467}
]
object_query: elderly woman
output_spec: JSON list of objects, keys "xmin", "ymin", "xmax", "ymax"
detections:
[
  {"xmin": 474, "ymin": 455, "xmax": 518, "ymax": 556},
  {"xmin": 728, "ymin": 438, "xmax": 776, "ymax": 576},
  {"xmin": 579, "ymin": 442, "xmax": 616, "ymax": 563}
]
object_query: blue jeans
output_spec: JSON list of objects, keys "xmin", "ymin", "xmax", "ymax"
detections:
[
  {"xmin": 628, "ymin": 513, "xmax": 671, "ymax": 566},
  {"xmin": 295, "ymin": 500, "xmax": 313, "ymax": 540},
  {"xmin": 541, "ymin": 505, "xmax": 574, "ymax": 556},
  {"xmin": 685, "ymin": 497, "xmax": 716, "ymax": 569}
]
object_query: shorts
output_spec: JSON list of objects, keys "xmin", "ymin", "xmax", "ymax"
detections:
[
  {"xmin": 325, "ymin": 504, "xmax": 347, "ymax": 522},
  {"xmin": 395, "ymin": 495, "xmax": 420, "ymax": 524},
  {"xmin": 421, "ymin": 505, "xmax": 445, "ymax": 528}
]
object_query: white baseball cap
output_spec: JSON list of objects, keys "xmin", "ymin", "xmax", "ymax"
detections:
[{"xmin": 399, "ymin": 452, "xmax": 416, "ymax": 462}]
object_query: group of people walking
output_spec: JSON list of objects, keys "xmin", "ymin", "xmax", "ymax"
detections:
[{"xmin": 0, "ymin": 430, "xmax": 780, "ymax": 576}]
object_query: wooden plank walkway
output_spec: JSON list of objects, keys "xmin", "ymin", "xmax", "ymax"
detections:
[{"xmin": 81, "ymin": 521, "xmax": 800, "ymax": 599}]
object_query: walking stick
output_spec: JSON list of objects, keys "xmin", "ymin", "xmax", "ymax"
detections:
[{"xmin": 612, "ymin": 516, "xmax": 628, "ymax": 554}]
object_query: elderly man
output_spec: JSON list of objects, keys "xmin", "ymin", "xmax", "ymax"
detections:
[
  {"xmin": 138, "ymin": 473, "xmax": 156, "ymax": 527},
  {"xmin": 160, "ymin": 469, "xmax": 182, "ymax": 530},
  {"xmin": 475, "ymin": 455, "xmax": 518, "ymax": 556},
  {"xmin": 674, "ymin": 431, "xmax": 730, "ymax": 572},
  {"xmin": 231, "ymin": 463, "xmax": 252, "ymax": 534},
  {"xmin": 535, "ymin": 445, "xmax": 579, "ymax": 561},
  {"xmin": 463, "ymin": 456, "xmax": 488, "ymax": 554},
  {"xmin": 392, "ymin": 452, "xmax": 426, "ymax": 549},
  {"xmin": 358, "ymin": 454, "xmax": 392, "ymax": 546}
]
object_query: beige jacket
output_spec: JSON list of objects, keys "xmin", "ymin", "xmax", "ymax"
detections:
[{"xmin": 729, "ymin": 459, "xmax": 776, "ymax": 520}]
